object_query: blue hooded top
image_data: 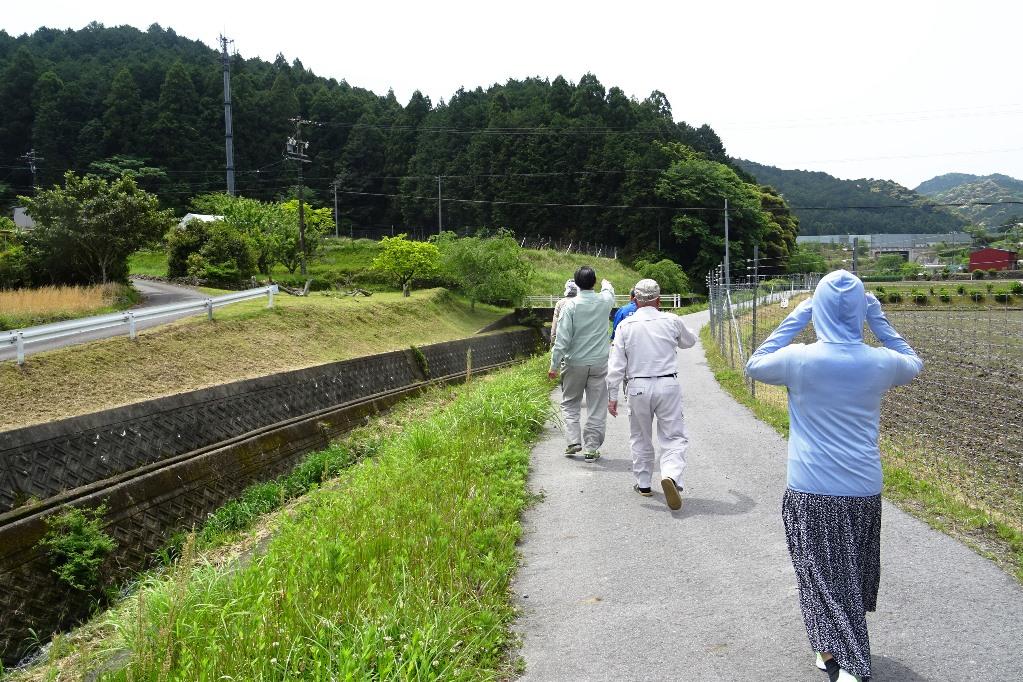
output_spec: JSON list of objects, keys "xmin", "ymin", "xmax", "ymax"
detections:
[{"xmin": 745, "ymin": 270, "xmax": 923, "ymax": 496}]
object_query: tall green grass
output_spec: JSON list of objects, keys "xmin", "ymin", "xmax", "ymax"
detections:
[{"xmin": 101, "ymin": 358, "xmax": 552, "ymax": 680}]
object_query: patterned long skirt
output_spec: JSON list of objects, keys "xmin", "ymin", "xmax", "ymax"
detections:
[{"xmin": 782, "ymin": 488, "xmax": 882, "ymax": 679}]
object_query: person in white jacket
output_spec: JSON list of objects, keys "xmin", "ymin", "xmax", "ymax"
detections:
[{"xmin": 606, "ymin": 278, "xmax": 697, "ymax": 509}]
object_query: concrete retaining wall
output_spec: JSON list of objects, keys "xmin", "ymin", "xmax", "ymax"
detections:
[{"xmin": 0, "ymin": 329, "xmax": 541, "ymax": 665}]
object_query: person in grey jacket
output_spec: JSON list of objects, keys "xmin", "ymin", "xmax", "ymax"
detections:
[
  {"xmin": 548, "ymin": 266, "xmax": 615, "ymax": 461},
  {"xmin": 745, "ymin": 270, "xmax": 923, "ymax": 682},
  {"xmin": 550, "ymin": 279, "xmax": 578, "ymax": 347}
]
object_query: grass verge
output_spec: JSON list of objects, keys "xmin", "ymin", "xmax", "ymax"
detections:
[
  {"xmin": 127, "ymin": 242, "xmax": 646, "ymax": 297},
  {"xmin": 0, "ymin": 284, "xmax": 140, "ymax": 331},
  {"xmin": 699, "ymin": 325, "xmax": 1023, "ymax": 583},
  {"xmin": 5, "ymin": 357, "xmax": 552, "ymax": 680},
  {"xmin": 0, "ymin": 288, "xmax": 507, "ymax": 431}
]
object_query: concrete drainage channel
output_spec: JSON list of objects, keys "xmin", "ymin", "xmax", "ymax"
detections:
[{"xmin": 0, "ymin": 327, "xmax": 543, "ymax": 667}]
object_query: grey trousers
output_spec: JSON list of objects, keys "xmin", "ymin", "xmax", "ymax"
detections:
[{"xmin": 560, "ymin": 362, "xmax": 609, "ymax": 450}]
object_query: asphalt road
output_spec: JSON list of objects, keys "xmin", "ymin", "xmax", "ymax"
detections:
[
  {"xmin": 513, "ymin": 310, "xmax": 1023, "ymax": 681},
  {"xmin": 0, "ymin": 278, "xmax": 207, "ymax": 362}
]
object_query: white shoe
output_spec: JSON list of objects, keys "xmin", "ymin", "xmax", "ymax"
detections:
[
  {"xmin": 815, "ymin": 653, "xmax": 827, "ymax": 671},
  {"xmin": 836, "ymin": 670, "xmax": 863, "ymax": 682}
]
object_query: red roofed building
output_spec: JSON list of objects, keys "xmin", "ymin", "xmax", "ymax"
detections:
[{"xmin": 969, "ymin": 247, "xmax": 1018, "ymax": 272}]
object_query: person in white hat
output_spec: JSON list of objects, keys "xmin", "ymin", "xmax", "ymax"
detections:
[
  {"xmin": 550, "ymin": 278, "xmax": 579, "ymax": 347},
  {"xmin": 606, "ymin": 278, "xmax": 697, "ymax": 509}
]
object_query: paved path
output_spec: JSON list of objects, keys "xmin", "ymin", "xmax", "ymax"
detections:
[
  {"xmin": 513, "ymin": 310, "xmax": 1023, "ymax": 681},
  {"xmin": 0, "ymin": 279, "xmax": 206, "ymax": 361}
]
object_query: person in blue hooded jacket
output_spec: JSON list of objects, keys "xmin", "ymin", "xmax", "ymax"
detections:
[{"xmin": 745, "ymin": 270, "xmax": 923, "ymax": 682}]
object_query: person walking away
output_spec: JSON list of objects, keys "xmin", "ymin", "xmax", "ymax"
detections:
[
  {"xmin": 610, "ymin": 288, "xmax": 637, "ymax": 341},
  {"xmin": 549, "ymin": 266, "xmax": 615, "ymax": 461},
  {"xmin": 744, "ymin": 270, "xmax": 923, "ymax": 682},
  {"xmin": 550, "ymin": 279, "xmax": 579, "ymax": 347},
  {"xmin": 606, "ymin": 278, "xmax": 697, "ymax": 510}
]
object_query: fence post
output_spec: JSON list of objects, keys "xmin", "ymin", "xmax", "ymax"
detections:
[
  {"xmin": 751, "ymin": 282, "xmax": 758, "ymax": 398},
  {"xmin": 206, "ymin": 299, "xmax": 214, "ymax": 321},
  {"xmin": 15, "ymin": 331, "xmax": 25, "ymax": 366},
  {"xmin": 128, "ymin": 312, "xmax": 137, "ymax": 340}
]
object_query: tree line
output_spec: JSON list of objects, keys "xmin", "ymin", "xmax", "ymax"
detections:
[
  {"xmin": 0, "ymin": 23, "xmax": 800, "ymax": 286},
  {"xmin": 735, "ymin": 159, "xmax": 967, "ymax": 236}
]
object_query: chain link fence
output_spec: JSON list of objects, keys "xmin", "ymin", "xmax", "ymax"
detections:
[{"xmin": 707, "ymin": 271, "xmax": 1023, "ymax": 534}]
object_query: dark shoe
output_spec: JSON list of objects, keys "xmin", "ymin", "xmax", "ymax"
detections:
[
  {"xmin": 583, "ymin": 450, "xmax": 601, "ymax": 462},
  {"xmin": 661, "ymin": 477, "xmax": 682, "ymax": 510},
  {"xmin": 565, "ymin": 443, "xmax": 582, "ymax": 456},
  {"xmin": 823, "ymin": 657, "xmax": 840, "ymax": 682},
  {"xmin": 633, "ymin": 484, "xmax": 652, "ymax": 497}
]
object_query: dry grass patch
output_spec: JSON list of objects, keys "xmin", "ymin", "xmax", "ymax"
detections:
[
  {"xmin": 0, "ymin": 289, "xmax": 507, "ymax": 430},
  {"xmin": 0, "ymin": 284, "xmax": 138, "ymax": 330}
]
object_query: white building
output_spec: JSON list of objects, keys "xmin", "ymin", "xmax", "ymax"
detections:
[
  {"xmin": 12, "ymin": 207, "xmax": 35, "ymax": 230},
  {"xmin": 176, "ymin": 213, "xmax": 221, "ymax": 229}
]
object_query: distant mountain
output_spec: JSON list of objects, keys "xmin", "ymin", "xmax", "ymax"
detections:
[
  {"xmin": 914, "ymin": 173, "xmax": 1023, "ymax": 228},
  {"xmin": 734, "ymin": 159, "xmax": 967, "ymax": 236}
]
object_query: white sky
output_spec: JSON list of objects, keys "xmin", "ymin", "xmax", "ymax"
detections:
[{"xmin": 4, "ymin": 0, "xmax": 1021, "ymax": 189}]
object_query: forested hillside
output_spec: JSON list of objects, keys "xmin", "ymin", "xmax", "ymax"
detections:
[
  {"xmin": 735, "ymin": 159, "xmax": 967, "ymax": 235},
  {"xmin": 915, "ymin": 173, "xmax": 1023, "ymax": 228},
  {"xmin": 0, "ymin": 23, "xmax": 798, "ymax": 282}
]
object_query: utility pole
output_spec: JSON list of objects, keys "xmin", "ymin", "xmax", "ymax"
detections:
[
  {"xmin": 852, "ymin": 237, "xmax": 859, "ymax": 276},
  {"xmin": 20, "ymin": 149, "xmax": 42, "ymax": 190},
  {"xmin": 723, "ymin": 198, "xmax": 731, "ymax": 289},
  {"xmin": 436, "ymin": 176, "xmax": 444, "ymax": 234},
  {"xmin": 286, "ymin": 119, "xmax": 312, "ymax": 276},
  {"xmin": 331, "ymin": 180, "xmax": 340, "ymax": 239},
  {"xmin": 220, "ymin": 35, "xmax": 236, "ymax": 196}
]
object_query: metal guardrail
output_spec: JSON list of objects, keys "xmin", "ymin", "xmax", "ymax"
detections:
[
  {"xmin": 1, "ymin": 285, "xmax": 278, "ymax": 365},
  {"xmin": 522, "ymin": 293, "xmax": 689, "ymax": 309}
]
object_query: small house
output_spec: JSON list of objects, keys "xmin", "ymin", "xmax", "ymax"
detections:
[
  {"xmin": 12, "ymin": 207, "xmax": 35, "ymax": 230},
  {"xmin": 176, "ymin": 213, "xmax": 221, "ymax": 229},
  {"xmin": 968, "ymin": 247, "xmax": 1018, "ymax": 272}
]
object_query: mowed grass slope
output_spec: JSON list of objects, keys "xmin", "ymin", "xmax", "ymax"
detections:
[
  {"xmin": 129, "ymin": 240, "xmax": 644, "ymax": 296},
  {"xmin": 0, "ymin": 289, "xmax": 506, "ymax": 431}
]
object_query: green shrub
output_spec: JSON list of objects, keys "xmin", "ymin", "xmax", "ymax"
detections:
[
  {"xmin": 875, "ymin": 286, "xmax": 886, "ymax": 294},
  {"xmin": 1012, "ymin": 281, "xmax": 1023, "ymax": 296},
  {"xmin": 0, "ymin": 242, "xmax": 30, "ymax": 289},
  {"xmin": 168, "ymin": 218, "xmax": 256, "ymax": 283},
  {"xmin": 911, "ymin": 289, "xmax": 928, "ymax": 305},
  {"xmin": 37, "ymin": 504, "xmax": 117, "ymax": 592},
  {"xmin": 973, "ymin": 269, "xmax": 985, "ymax": 279},
  {"xmin": 986, "ymin": 283, "xmax": 994, "ymax": 293},
  {"xmin": 957, "ymin": 284, "xmax": 966, "ymax": 295},
  {"xmin": 887, "ymin": 291, "xmax": 903, "ymax": 303},
  {"xmin": 993, "ymin": 290, "xmax": 1012, "ymax": 303},
  {"xmin": 988, "ymin": 268, "xmax": 998, "ymax": 278},
  {"xmin": 939, "ymin": 288, "xmax": 951, "ymax": 303},
  {"xmin": 971, "ymin": 291, "xmax": 985, "ymax": 302}
]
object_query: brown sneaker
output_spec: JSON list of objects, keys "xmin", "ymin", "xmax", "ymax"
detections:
[{"xmin": 661, "ymin": 477, "xmax": 682, "ymax": 510}]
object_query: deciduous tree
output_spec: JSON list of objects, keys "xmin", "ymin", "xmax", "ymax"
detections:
[
  {"xmin": 372, "ymin": 234, "xmax": 439, "ymax": 296},
  {"xmin": 20, "ymin": 172, "xmax": 173, "ymax": 284}
]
